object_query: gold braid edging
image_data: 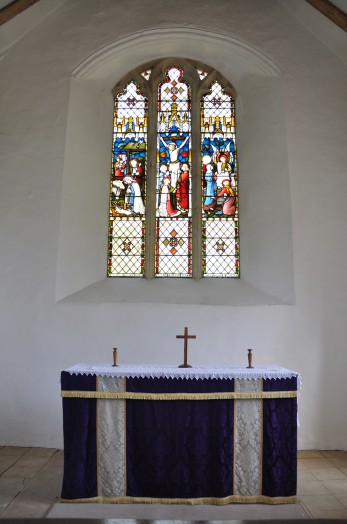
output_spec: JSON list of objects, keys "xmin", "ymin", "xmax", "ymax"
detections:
[
  {"xmin": 61, "ymin": 390, "xmax": 297, "ymax": 400},
  {"xmin": 60, "ymin": 495, "xmax": 297, "ymax": 505}
]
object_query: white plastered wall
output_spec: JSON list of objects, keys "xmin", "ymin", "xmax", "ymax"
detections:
[{"xmin": 0, "ymin": 0, "xmax": 346, "ymax": 450}]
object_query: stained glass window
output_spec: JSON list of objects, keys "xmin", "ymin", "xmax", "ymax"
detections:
[
  {"xmin": 156, "ymin": 67, "xmax": 192, "ymax": 277},
  {"xmin": 201, "ymin": 81, "xmax": 239, "ymax": 276},
  {"xmin": 108, "ymin": 82, "xmax": 147, "ymax": 276},
  {"xmin": 107, "ymin": 60, "xmax": 239, "ymax": 279}
]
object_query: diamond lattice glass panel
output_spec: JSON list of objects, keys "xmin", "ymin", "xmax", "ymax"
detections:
[
  {"xmin": 201, "ymin": 81, "xmax": 239, "ymax": 277},
  {"xmin": 203, "ymin": 218, "xmax": 239, "ymax": 277},
  {"xmin": 108, "ymin": 82, "xmax": 147, "ymax": 276},
  {"xmin": 108, "ymin": 218, "xmax": 145, "ymax": 276},
  {"xmin": 156, "ymin": 218, "xmax": 192, "ymax": 277},
  {"xmin": 156, "ymin": 66, "xmax": 192, "ymax": 276}
]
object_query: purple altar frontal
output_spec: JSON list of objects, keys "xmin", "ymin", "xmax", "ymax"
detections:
[{"xmin": 60, "ymin": 364, "xmax": 300, "ymax": 505}]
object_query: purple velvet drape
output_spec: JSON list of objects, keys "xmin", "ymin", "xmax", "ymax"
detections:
[
  {"xmin": 262, "ymin": 377, "xmax": 298, "ymax": 497},
  {"xmin": 125, "ymin": 377, "xmax": 234, "ymax": 498},
  {"xmin": 61, "ymin": 372, "xmax": 97, "ymax": 499}
]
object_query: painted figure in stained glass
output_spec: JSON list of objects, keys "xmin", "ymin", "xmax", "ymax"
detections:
[
  {"xmin": 124, "ymin": 158, "xmax": 145, "ymax": 214},
  {"xmin": 203, "ymin": 159, "xmax": 217, "ymax": 210},
  {"xmin": 215, "ymin": 179, "xmax": 236, "ymax": 215},
  {"xmin": 176, "ymin": 162, "xmax": 190, "ymax": 211},
  {"xmin": 158, "ymin": 175, "xmax": 181, "ymax": 217},
  {"xmin": 111, "ymin": 152, "xmax": 127, "ymax": 202},
  {"xmin": 212, "ymin": 143, "xmax": 235, "ymax": 189},
  {"xmin": 157, "ymin": 67, "xmax": 191, "ymax": 216},
  {"xmin": 159, "ymin": 135, "xmax": 189, "ymax": 190},
  {"xmin": 110, "ymin": 81, "xmax": 147, "ymax": 218}
]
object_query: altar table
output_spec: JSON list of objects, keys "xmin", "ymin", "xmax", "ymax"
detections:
[{"xmin": 61, "ymin": 364, "xmax": 300, "ymax": 505}]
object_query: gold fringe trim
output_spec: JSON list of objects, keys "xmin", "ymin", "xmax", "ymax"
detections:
[
  {"xmin": 60, "ymin": 494, "xmax": 297, "ymax": 505},
  {"xmin": 61, "ymin": 390, "xmax": 298, "ymax": 400}
]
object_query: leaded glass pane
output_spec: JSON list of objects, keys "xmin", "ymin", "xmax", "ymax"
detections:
[
  {"xmin": 156, "ymin": 66, "xmax": 192, "ymax": 277},
  {"xmin": 141, "ymin": 69, "xmax": 152, "ymax": 80},
  {"xmin": 197, "ymin": 68, "xmax": 208, "ymax": 80},
  {"xmin": 108, "ymin": 81, "xmax": 147, "ymax": 277},
  {"xmin": 203, "ymin": 218, "xmax": 239, "ymax": 277},
  {"xmin": 201, "ymin": 81, "xmax": 239, "ymax": 277},
  {"xmin": 156, "ymin": 218, "xmax": 192, "ymax": 277},
  {"xmin": 108, "ymin": 218, "xmax": 145, "ymax": 276}
]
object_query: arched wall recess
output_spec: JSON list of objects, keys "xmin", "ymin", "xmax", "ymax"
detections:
[{"xmin": 56, "ymin": 27, "xmax": 294, "ymax": 306}]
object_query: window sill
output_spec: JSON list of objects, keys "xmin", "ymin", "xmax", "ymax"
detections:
[{"xmin": 56, "ymin": 276, "xmax": 293, "ymax": 306}]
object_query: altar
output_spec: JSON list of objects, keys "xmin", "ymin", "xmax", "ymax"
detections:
[{"xmin": 60, "ymin": 364, "xmax": 300, "ymax": 505}]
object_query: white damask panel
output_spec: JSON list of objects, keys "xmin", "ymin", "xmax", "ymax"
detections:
[
  {"xmin": 234, "ymin": 378, "xmax": 262, "ymax": 496},
  {"xmin": 97, "ymin": 376, "xmax": 126, "ymax": 497}
]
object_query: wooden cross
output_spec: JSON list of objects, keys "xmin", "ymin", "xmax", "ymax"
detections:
[{"xmin": 176, "ymin": 327, "xmax": 196, "ymax": 368}]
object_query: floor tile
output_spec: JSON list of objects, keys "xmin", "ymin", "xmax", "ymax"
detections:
[
  {"xmin": 336, "ymin": 494, "xmax": 347, "ymax": 507},
  {"xmin": 0, "ymin": 477, "xmax": 24, "ymax": 507},
  {"xmin": 329, "ymin": 457, "xmax": 347, "ymax": 468},
  {"xmin": 0, "ymin": 500, "xmax": 52, "ymax": 518},
  {"xmin": 46, "ymin": 450, "xmax": 64, "ymax": 467},
  {"xmin": 0, "ymin": 456, "xmax": 18, "ymax": 475},
  {"xmin": 298, "ymin": 450, "xmax": 324, "ymax": 458},
  {"xmin": 19, "ymin": 475, "xmax": 62, "ymax": 496},
  {"xmin": 2, "ymin": 464, "xmax": 44, "ymax": 478},
  {"xmin": 323, "ymin": 479, "xmax": 347, "ymax": 494},
  {"xmin": 310, "ymin": 466, "xmax": 347, "ymax": 481},
  {"xmin": 16, "ymin": 455, "xmax": 51, "ymax": 467},
  {"xmin": 300, "ymin": 493, "xmax": 346, "ymax": 511},
  {"xmin": 24, "ymin": 447, "xmax": 56, "ymax": 458},
  {"xmin": 321, "ymin": 450, "xmax": 347, "ymax": 458},
  {"xmin": 302, "ymin": 457, "xmax": 333, "ymax": 468},
  {"xmin": 0, "ymin": 447, "xmax": 29, "ymax": 456},
  {"xmin": 297, "ymin": 463, "xmax": 316, "ymax": 480},
  {"xmin": 309, "ymin": 508, "xmax": 347, "ymax": 519},
  {"xmin": 37, "ymin": 465, "xmax": 64, "ymax": 481},
  {"xmin": 297, "ymin": 478, "xmax": 330, "ymax": 495}
]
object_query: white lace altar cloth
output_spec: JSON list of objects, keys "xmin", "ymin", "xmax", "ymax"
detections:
[{"xmin": 64, "ymin": 364, "xmax": 300, "ymax": 383}]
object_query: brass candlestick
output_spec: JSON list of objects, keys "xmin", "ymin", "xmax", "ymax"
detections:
[
  {"xmin": 112, "ymin": 348, "xmax": 118, "ymax": 367},
  {"xmin": 247, "ymin": 348, "xmax": 254, "ymax": 368}
]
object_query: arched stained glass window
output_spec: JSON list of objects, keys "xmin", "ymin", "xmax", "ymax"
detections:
[
  {"xmin": 201, "ymin": 81, "xmax": 239, "ymax": 276},
  {"xmin": 108, "ymin": 59, "xmax": 239, "ymax": 279},
  {"xmin": 156, "ymin": 66, "xmax": 192, "ymax": 277},
  {"xmin": 108, "ymin": 81, "xmax": 147, "ymax": 276}
]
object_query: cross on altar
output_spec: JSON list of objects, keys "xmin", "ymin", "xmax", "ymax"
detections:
[{"xmin": 176, "ymin": 327, "xmax": 196, "ymax": 368}]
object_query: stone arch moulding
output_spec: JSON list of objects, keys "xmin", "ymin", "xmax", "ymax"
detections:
[
  {"xmin": 72, "ymin": 28, "xmax": 281, "ymax": 83},
  {"xmin": 56, "ymin": 27, "xmax": 295, "ymax": 306}
]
